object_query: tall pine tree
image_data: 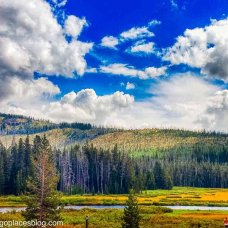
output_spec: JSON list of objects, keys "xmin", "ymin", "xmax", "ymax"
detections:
[{"xmin": 23, "ymin": 136, "xmax": 61, "ymax": 223}]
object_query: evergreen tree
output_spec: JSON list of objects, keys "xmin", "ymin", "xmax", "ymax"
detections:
[
  {"xmin": 17, "ymin": 138, "xmax": 26, "ymax": 193},
  {"xmin": 145, "ymin": 171, "xmax": 156, "ymax": 190},
  {"xmin": 0, "ymin": 143, "xmax": 7, "ymax": 195},
  {"xmin": 24, "ymin": 136, "xmax": 33, "ymax": 180},
  {"xmin": 9, "ymin": 144, "xmax": 18, "ymax": 195},
  {"xmin": 0, "ymin": 157, "xmax": 5, "ymax": 194},
  {"xmin": 122, "ymin": 190, "xmax": 140, "ymax": 228},
  {"xmin": 154, "ymin": 161, "xmax": 172, "ymax": 189},
  {"xmin": 22, "ymin": 136, "xmax": 61, "ymax": 224},
  {"xmin": 164, "ymin": 170, "xmax": 173, "ymax": 190}
]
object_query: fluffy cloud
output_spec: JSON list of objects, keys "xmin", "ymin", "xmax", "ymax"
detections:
[
  {"xmin": 100, "ymin": 36, "xmax": 119, "ymax": 49},
  {"xmin": 90, "ymin": 74, "xmax": 225, "ymax": 130},
  {"xmin": 144, "ymin": 67, "xmax": 167, "ymax": 78},
  {"xmin": 47, "ymin": 89, "xmax": 134, "ymax": 123},
  {"xmin": 120, "ymin": 26, "xmax": 154, "ymax": 40},
  {"xmin": 198, "ymin": 90, "xmax": 228, "ymax": 132},
  {"xmin": 52, "ymin": 77, "xmax": 228, "ymax": 132},
  {"xmin": 126, "ymin": 82, "xmax": 135, "ymax": 90},
  {"xmin": 64, "ymin": 15, "xmax": 87, "ymax": 38},
  {"xmin": 148, "ymin": 20, "xmax": 161, "ymax": 26},
  {"xmin": 100, "ymin": 20, "xmax": 159, "ymax": 50},
  {"xmin": 111, "ymin": 74, "xmax": 223, "ymax": 130},
  {"xmin": 100, "ymin": 64, "xmax": 167, "ymax": 79},
  {"xmin": 151, "ymin": 74, "xmax": 218, "ymax": 123},
  {"xmin": 0, "ymin": 85, "xmax": 134, "ymax": 125},
  {"xmin": 51, "ymin": 0, "xmax": 67, "ymax": 7},
  {"xmin": 2, "ymin": 74, "xmax": 228, "ymax": 132},
  {"xmin": 170, "ymin": 0, "xmax": 178, "ymax": 9},
  {"xmin": 147, "ymin": 74, "xmax": 228, "ymax": 132},
  {"xmin": 130, "ymin": 41, "xmax": 155, "ymax": 54},
  {"xmin": 164, "ymin": 18, "xmax": 228, "ymax": 81},
  {"xmin": 0, "ymin": 77, "xmax": 60, "ymax": 117},
  {"xmin": 0, "ymin": 0, "xmax": 92, "ymax": 85}
]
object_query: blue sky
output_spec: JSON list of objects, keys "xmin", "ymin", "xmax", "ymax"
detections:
[
  {"xmin": 47, "ymin": 0, "xmax": 228, "ymax": 98},
  {"xmin": 1, "ymin": 0, "xmax": 228, "ymax": 131}
]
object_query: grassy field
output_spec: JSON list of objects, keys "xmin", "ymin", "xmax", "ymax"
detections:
[
  {"xmin": 0, "ymin": 207, "xmax": 227, "ymax": 228},
  {"xmin": 59, "ymin": 208, "xmax": 228, "ymax": 228},
  {"xmin": 60, "ymin": 187, "xmax": 228, "ymax": 207},
  {"xmin": 1, "ymin": 187, "xmax": 228, "ymax": 207}
]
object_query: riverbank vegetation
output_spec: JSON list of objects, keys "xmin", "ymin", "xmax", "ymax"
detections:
[{"xmin": 0, "ymin": 187, "xmax": 228, "ymax": 207}]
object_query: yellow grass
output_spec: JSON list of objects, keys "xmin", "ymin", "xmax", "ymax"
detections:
[
  {"xmin": 1, "ymin": 187, "xmax": 228, "ymax": 207},
  {"xmin": 61, "ymin": 187, "xmax": 228, "ymax": 206},
  {"xmin": 180, "ymin": 212, "xmax": 227, "ymax": 219}
]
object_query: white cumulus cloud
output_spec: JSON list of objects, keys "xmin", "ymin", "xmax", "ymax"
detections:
[
  {"xmin": 1, "ymin": 74, "xmax": 228, "ymax": 132},
  {"xmin": 198, "ymin": 90, "xmax": 228, "ymax": 132},
  {"xmin": 164, "ymin": 18, "xmax": 228, "ymax": 82},
  {"xmin": 148, "ymin": 19, "xmax": 162, "ymax": 26},
  {"xmin": 100, "ymin": 64, "xmax": 167, "ymax": 79},
  {"xmin": 120, "ymin": 26, "xmax": 154, "ymax": 40},
  {"xmin": 130, "ymin": 41, "xmax": 155, "ymax": 54},
  {"xmin": 0, "ymin": 0, "xmax": 92, "ymax": 84},
  {"xmin": 40, "ymin": 89, "xmax": 134, "ymax": 124},
  {"xmin": 51, "ymin": 0, "xmax": 67, "ymax": 7},
  {"xmin": 126, "ymin": 82, "xmax": 135, "ymax": 90},
  {"xmin": 64, "ymin": 15, "xmax": 88, "ymax": 38},
  {"xmin": 100, "ymin": 36, "xmax": 119, "ymax": 49},
  {"xmin": 0, "ymin": 77, "xmax": 60, "ymax": 117},
  {"xmin": 111, "ymin": 74, "xmax": 223, "ymax": 130}
]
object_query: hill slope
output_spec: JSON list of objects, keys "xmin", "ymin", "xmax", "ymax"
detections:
[
  {"xmin": 0, "ymin": 113, "xmax": 227, "ymax": 152},
  {"xmin": 90, "ymin": 129, "xmax": 228, "ymax": 153},
  {"xmin": 0, "ymin": 113, "xmax": 115, "ymax": 148}
]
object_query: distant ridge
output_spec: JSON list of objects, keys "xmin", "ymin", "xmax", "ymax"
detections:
[{"xmin": 0, "ymin": 112, "xmax": 227, "ymax": 152}]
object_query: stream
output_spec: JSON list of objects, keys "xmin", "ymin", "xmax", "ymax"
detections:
[{"xmin": 1, "ymin": 205, "xmax": 228, "ymax": 213}]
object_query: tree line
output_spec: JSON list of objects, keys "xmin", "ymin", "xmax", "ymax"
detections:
[
  {"xmin": 0, "ymin": 136, "xmax": 172, "ymax": 195},
  {"xmin": 0, "ymin": 135, "xmax": 227, "ymax": 196},
  {"xmin": 0, "ymin": 113, "xmax": 119, "ymax": 135}
]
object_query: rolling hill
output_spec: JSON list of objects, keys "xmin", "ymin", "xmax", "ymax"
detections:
[
  {"xmin": 0, "ymin": 113, "xmax": 116, "ymax": 149},
  {"xmin": 0, "ymin": 113, "xmax": 227, "ymax": 192},
  {"xmin": 0, "ymin": 113, "xmax": 227, "ymax": 153}
]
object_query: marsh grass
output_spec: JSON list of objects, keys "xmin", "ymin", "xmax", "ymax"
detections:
[
  {"xmin": 0, "ymin": 207, "xmax": 226, "ymax": 228},
  {"xmin": 0, "ymin": 187, "xmax": 228, "ymax": 208}
]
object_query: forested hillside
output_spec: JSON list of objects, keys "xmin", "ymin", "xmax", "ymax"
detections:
[
  {"xmin": 0, "ymin": 113, "xmax": 117, "ymax": 148},
  {"xmin": 0, "ymin": 133, "xmax": 227, "ymax": 196},
  {"xmin": 0, "ymin": 113, "xmax": 110, "ymax": 135},
  {"xmin": 0, "ymin": 113, "xmax": 227, "ymax": 195},
  {"xmin": 91, "ymin": 129, "xmax": 227, "ymax": 151},
  {"xmin": 0, "ymin": 136, "xmax": 173, "ymax": 195}
]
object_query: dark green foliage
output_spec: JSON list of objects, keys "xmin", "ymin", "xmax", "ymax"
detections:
[
  {"xmin": 0, "ymin": 128, "xmax": 227, "ymax": 195},
  {"xmin": 0, "ymin": 155, "xmax": 5, "ymax": 194},
  {"xmin": 122, "ymin": 191, "xmax": 140, "ymax": 228},
  {"xmin": 0, "ymin": 143, "xmax": 8, "ymax": 195},
  {"xmin": 56, "ymin": 144, "xmax": 174, "ymax": 194},
  {"xmin": 145, "ymin": 171, "xmax": 156, "ymax": 190},
  {"xmin": 154, "ymin": 161, "xmax": 173, "ymax": 190},
  {"xmin": 24, "ymin": 136, "xmax": 32, "ymax": 178},
  {"xmin": 22, "ymin": 136, "xmax": 61, "ymax": 223}
]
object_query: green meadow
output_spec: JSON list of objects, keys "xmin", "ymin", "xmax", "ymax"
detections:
[
  {"xmin": 0, "ymin": 207, "xmax": 227, "ymax": 228},
  {"xmin": 0, "ymin": 187, "xmax": 228, "ymax": 207}
]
